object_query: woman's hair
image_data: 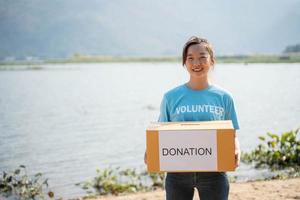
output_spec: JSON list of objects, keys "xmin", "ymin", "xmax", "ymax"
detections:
[{"xmin": 182, "ymin": 36, "xmax": 215, "ymax": 66}]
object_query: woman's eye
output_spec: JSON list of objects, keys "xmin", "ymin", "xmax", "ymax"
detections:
[{"xmin": 188, "ymin": 57, "xmax": 193, "ymax": 60}]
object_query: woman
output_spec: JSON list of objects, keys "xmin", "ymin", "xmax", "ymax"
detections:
[{"xmin": 145, "ymin": 36, "xmax": 240, "ymax": 200}]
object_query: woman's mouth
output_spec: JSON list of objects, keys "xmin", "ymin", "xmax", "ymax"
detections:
[{"xmin": 192, "ymin": 67, "xmax": 204, "ymax": 72}]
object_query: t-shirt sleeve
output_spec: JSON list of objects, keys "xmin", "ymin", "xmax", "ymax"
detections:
[
  {"xmin": 224, "ymin": 95, "xmax": 240, "ymax": 130},
  {"xmin": 158, "ymin": 94, "xmax": 170, "ymax": 122}
]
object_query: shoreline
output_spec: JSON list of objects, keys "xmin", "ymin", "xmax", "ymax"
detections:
[
  {"xmin": 0, "ymin": 61, "xmax": 299, "ymax": 71},
  {"xmin": 1, "ymin": 54, "xmax": 300, "ymax": 66},
  {"xmin": 81, "ymin": 177, "xmax": 300, "ymax": 200}
]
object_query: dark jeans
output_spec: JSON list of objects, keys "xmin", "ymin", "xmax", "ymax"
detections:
[{"xmin": 165, "ymin": 172, "xmax": 229, "ymax": 200}]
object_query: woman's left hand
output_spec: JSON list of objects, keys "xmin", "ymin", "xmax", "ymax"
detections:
[{"xmin": 235, "ymin": 137, "xmax": 241, "ymax": 168}]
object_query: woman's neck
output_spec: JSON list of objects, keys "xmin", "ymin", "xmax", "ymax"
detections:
[{"xmin": 187, "ymin": 77, "xmax": 210, "ymax": 90}]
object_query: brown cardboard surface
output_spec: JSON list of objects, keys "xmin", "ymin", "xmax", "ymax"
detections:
[
  {"xmin": 217, "ymin": 129, "xmax": 235, "ymax": 171},
  {"xmin": 146, "ymin": 130, "xmax": 160, "ymax": 172}
]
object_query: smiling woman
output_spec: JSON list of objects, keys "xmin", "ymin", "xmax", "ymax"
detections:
[
  {"xmin": 145, "ymin": 36, "xmax": 241, "ymax": 200},
  {"xmin": 182, "ymin": 36, "xmax": 216, "ymax": 90}
]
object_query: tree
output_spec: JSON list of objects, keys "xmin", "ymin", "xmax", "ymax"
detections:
[{"xmin": 283, "ymin": 44, "xmax": 300, "ymax": 53}]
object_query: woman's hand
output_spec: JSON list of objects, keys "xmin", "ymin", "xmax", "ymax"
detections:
[
  {"xmin": 144, "ymin": 150, "xmax": 147, "ymax": 165},
  {"xmin": 235, "ymin": 136, "xmax": 241, "ymax": 168}
]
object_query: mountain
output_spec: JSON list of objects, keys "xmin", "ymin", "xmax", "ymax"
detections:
[{"xmin": 0, "ymin": 0, "xmax": 299, "ymax": 59}]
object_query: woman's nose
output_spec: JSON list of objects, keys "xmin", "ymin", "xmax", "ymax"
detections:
[
  {"xmin": 193, "ymin": 59, "xmax": 202, "ymax": 66},
  {"xmin": 195, "ymin": 58, "xmax": 207, "ymax": 65}
]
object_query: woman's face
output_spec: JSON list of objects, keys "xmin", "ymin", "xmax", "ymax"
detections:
[{"xmin": 185, "ymin": 43, "xmax": 213, "ymax": 79}]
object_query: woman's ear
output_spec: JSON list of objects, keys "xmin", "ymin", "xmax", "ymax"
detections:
[{"xmin": 210, "ymin": 57, "xmax": 215, "ymax": 67}]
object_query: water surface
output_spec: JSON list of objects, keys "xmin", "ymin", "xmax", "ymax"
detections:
[{"xmin": 0, "ymin": 63, "xmax": 299, "ymax": 198}]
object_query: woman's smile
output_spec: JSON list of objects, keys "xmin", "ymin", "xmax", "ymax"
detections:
[{"xmin": 192, "ymin": 67, "xmax": 204, "ymax": 72}]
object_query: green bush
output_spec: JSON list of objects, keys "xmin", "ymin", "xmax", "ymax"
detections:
[
  {"xmin": 77, "ymin": 167, "xmax": 165, "ymax": 196},
  {"xmin": 242, "ymin": 128, "xmax": 300, "ymax": 170},
  {"xmin": 0, "ymin": 165, "xmax": 54, "ymax": 200},
  {"xmin": 148, "ymin": 172, "xmax": 165, "ymax": 188}
]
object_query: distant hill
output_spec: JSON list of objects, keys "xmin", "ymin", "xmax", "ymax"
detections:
[{"xmin": 0, "ymin": 0, "xmax": 299, "ymax": 59}]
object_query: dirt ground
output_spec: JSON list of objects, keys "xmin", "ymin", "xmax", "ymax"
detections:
[{"xmin": 86, "ymin": 177, "xmax": 300, "ymax": 200}]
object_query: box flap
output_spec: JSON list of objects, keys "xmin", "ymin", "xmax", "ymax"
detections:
[{"xmin": 147, "ymin": 120, "xmax": 234, "ymax": 131}]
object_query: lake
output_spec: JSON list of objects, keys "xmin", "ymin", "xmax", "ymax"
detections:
[{"xmin": 0, "ymin": 62, "xmax": 299, "ymax": 198}]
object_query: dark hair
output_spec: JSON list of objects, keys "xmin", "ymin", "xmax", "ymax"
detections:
[{"xmin": 182, "ymin": 36, "xmax": 215, "ymax": 66}]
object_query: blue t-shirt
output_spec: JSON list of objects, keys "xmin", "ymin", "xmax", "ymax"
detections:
[{"xmin": 158, "ymin": 84, "xmax": 240, "ymax": 130}]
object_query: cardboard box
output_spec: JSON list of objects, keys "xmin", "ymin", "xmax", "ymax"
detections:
[{"xmin": 146, "ymin": 120, "xmax": 236, "ymax": 172}]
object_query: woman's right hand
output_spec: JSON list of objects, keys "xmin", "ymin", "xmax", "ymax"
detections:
[{"xmin": 144, "ymin": 150, "xmax": 147, "ymax": 165}]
